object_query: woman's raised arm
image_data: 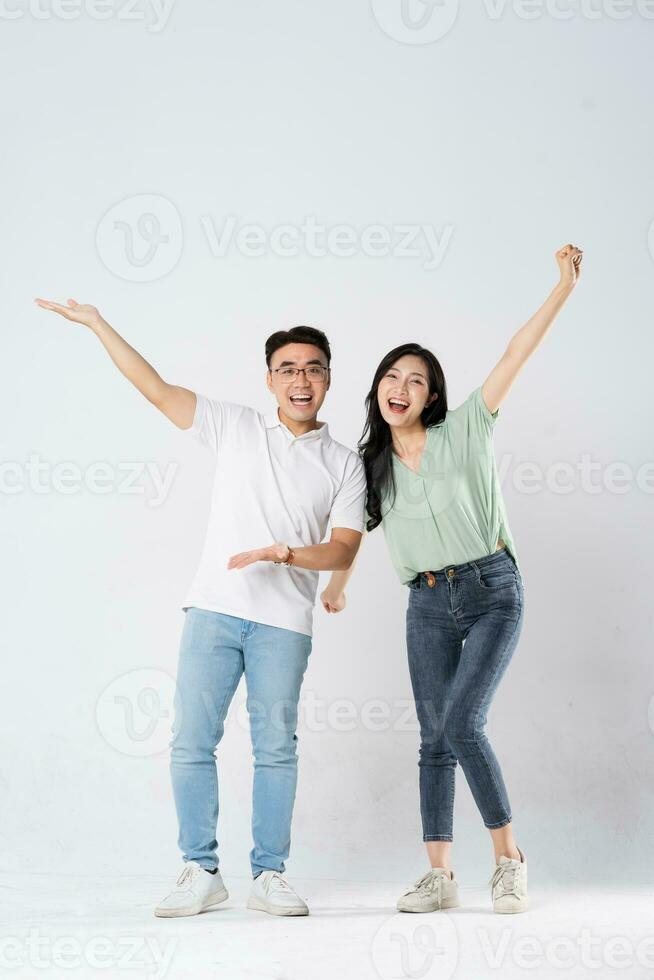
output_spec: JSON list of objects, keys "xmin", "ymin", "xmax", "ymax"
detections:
[{"xmin": 480, "ymin": 243, "xmax": 583, "ymax": 415}]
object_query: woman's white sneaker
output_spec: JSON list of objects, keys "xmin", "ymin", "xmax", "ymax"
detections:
[
  {"xmin": 246, "ymin": 870, "xmax": 309, "ymax": 916},
  {"xmin": 154, "ymin": 860, "xmax": 228, "ymax": 917},
  {"xmin": 397, "ymin": 867, "xmax": 460, "ymax": 913},
  {"xmin": 490, "ymin": 847, "xmax": 528, "ymax": 913}
]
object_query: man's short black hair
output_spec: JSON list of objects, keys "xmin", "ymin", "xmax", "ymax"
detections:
[{"xmin": 265, "ymin": 326, "xmax": 331, "ymax": 368}]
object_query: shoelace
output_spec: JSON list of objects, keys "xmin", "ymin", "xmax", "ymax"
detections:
[
  {"xmin": 265, "ymin": 872, "xmax": 295, "ymax": 895},
  {"xmin": 489, "ymin": 861, "xmax": 519, "ymax": 896},
  {"xmin": 176, "ymin": 862, "xmax": 202, "ymax": 888},
  {"xmin": 406, "ymin": 869, "xmax": 449, "ymax": 902}
]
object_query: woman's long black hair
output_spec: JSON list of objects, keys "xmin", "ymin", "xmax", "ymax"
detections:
[{"xmin": 358, "ymin": 343, "xmax": 448, "ymax": 532}]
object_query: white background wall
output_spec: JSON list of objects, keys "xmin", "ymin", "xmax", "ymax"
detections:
[{"xmin": 2, "ymin": 0, "xmax": 652, "ymax": 888}]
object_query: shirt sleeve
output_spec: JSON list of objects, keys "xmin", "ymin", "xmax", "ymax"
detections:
[
  {"xmin": 459, "ymin": 385, "xmax": 500, "ymax": 439},
  {"xmin": 329, "ymin": 453, "xmax": 368, "ymax": 532},
  {"xmin": 187, "ymin": 393, "xmax": 231, "ymax": 454}
]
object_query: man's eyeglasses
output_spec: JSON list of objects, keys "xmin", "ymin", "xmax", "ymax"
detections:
[{"xmin": 270, "ymin": 365, "xmax": 330, "ymax": 383}]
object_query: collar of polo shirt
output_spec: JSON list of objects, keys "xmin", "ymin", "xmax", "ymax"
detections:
[{"xmin": 263, "ymin": 407, "xmax": 330, "ymax": 442}]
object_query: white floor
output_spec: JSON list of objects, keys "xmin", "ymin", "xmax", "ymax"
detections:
[{"xmin": 2, "ymin": 873, "xmax": 652, "ymax": 980}]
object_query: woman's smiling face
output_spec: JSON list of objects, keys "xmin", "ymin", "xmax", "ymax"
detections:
[{"xmin": 377, "ymin": 354, "xmax": 438, "ymax": 428}]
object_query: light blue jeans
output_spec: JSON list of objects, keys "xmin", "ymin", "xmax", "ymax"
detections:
[{"xmin": 169, "ymin": 607, "xmax": 312, "ymax": 878}]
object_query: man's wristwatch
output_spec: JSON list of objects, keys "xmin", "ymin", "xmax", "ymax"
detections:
[{"xmin": 273, "ymin": 545, "xmax": 295, "ymax": 566}]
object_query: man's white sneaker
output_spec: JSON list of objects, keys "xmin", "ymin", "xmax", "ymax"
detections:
[
  {"xmin": 396, "ymin": 867, "xmax": 460, "ymax": 913},
  {"xmin": 246, "ymin": 870, "xmax": 309, "ymax": 916},
  {"xmin": 490, "ymin": 846, "xmax": 528, "ymax": 913},
  {"xmin": 154, "ymin": 860, "xmax": 228, "ymax": 917}
]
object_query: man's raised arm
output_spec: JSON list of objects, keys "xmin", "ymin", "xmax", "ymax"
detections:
[{"xmin": 34, "ymin": 297, "xmax": 197, "ymax": 429}]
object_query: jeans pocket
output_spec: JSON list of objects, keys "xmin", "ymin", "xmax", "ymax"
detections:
[{"xmin": 475, "ymin": 557, "xmax": 517, "ymax": 591}]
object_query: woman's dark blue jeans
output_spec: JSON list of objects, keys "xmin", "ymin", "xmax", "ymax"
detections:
[{"xmin": 405, "ymin": 547, "xmax": 525, "ymax": 841}]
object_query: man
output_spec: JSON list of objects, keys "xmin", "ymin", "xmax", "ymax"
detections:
[{"xmin": 34, "ymin": 297, "xmax": 367, "ymax": 917}]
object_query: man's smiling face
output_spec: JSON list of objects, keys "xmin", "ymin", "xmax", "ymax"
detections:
[{"xmin": 266, "ymin": 342, "xmax": 331, "ymax": 424}]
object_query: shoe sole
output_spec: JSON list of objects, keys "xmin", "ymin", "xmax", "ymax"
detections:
[
  {"xmin": 397, "ymin": 897, "xmax": 460, "ymax": 913},
  {"xmin": 246, "ymin": 896, "xmax": 309, "ymax": 916},
  {"xmin": 154, "ymin": 887, "xmax": 229, "ymax": 918},
  {"xmin": 493, "ymin": 900, "xmax": 529, "ymax": 914}
]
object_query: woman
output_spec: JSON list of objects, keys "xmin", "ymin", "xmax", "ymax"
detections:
[{"xmin": 322, "ymin": 244, "xmax": 583, "ymax": 914}]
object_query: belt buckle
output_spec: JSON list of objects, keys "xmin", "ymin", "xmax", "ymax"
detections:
[{"xmin": 424, "ymin": 571, "xmax": 436, "ymax": 588}]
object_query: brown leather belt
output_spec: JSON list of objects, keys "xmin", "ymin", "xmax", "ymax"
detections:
[{"xmin": 415, "ymin": 545, "xmax": 507, "ymax": 589}]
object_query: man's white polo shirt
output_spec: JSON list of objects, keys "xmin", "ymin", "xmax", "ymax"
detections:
[{"xmin": 181, "ymin": 393, "xmax": 367, "ymax": 637}]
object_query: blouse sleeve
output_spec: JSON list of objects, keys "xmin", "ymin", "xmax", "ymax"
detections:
[{"xmin": 450, "ymin": 386, "xmax": 499, "ymax": 439}]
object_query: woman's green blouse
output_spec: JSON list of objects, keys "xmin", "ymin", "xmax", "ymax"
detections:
[{"xmin": 368, "ymin": 386, "xmax": 520, "ymax": 584}]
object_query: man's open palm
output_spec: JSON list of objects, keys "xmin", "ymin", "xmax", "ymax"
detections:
[{"xmin": 35, "ymin": 297, "xmax": 101, "ymax": 329}]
